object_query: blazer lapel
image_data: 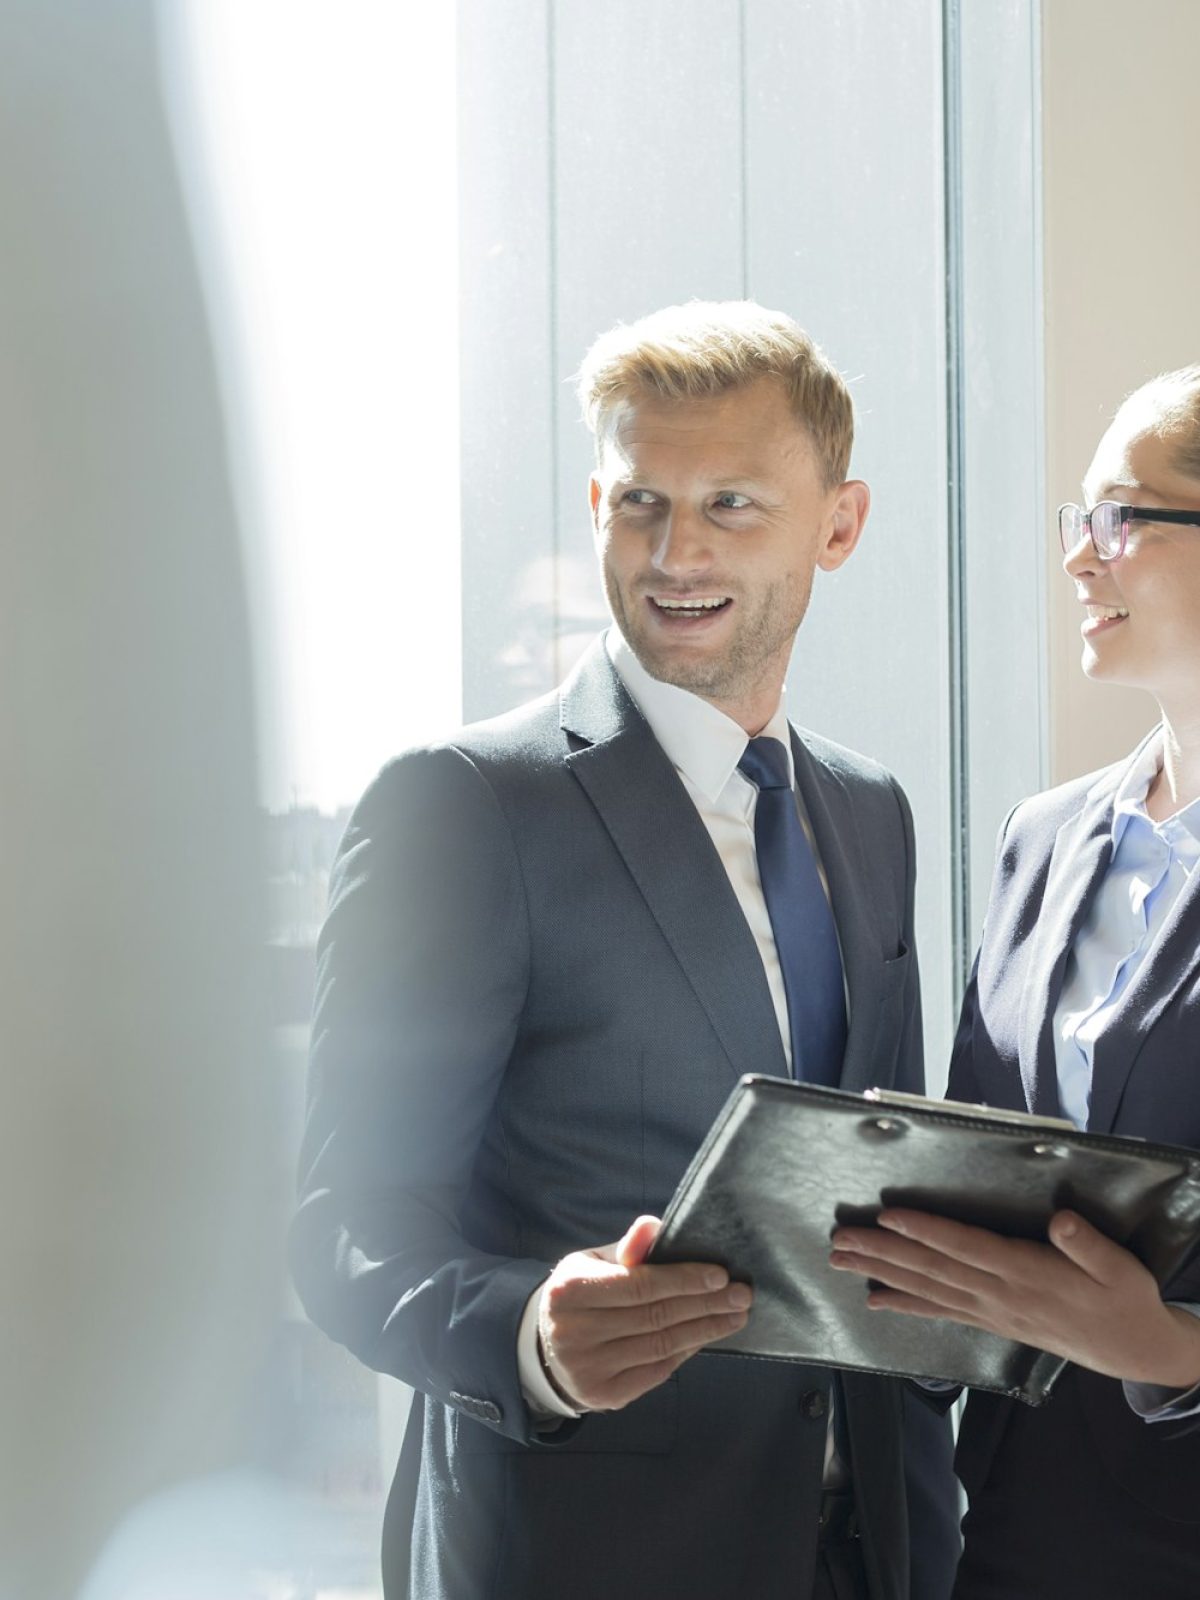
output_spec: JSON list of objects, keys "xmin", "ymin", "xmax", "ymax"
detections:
[
  {"xmin": 1088, "ymin": 843, "xmax": 1200, "ymax": 1134},
  {"xmin": 560, "ymin": 642, "xmax": 788, "ymax": 1084},
  {"xmin": 1016, "ymin": 783, "xmax": 1115, "ymax": 1117}
]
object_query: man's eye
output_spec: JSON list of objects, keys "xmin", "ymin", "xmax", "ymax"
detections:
[
  {"xmin": 622, "ymin": 489, "xmax": 657, "ymax": 506},
  {"xmin": 714, "ymin": 492, "xmax": 751, "ymax": 510}
]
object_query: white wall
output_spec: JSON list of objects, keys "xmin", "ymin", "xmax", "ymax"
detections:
[{"xmin": 1042, "ymin": 0, "xmax": 1200, "ymax": 782}]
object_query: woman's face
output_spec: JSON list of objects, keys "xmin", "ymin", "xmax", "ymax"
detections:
[{"xmin": 1064, "ymin": 418, "xmax": 1200, "ymax": 715}]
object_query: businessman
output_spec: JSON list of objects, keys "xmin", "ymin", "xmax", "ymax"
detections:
[{"xmin": 291, "ymin": 301, "xmax": 959, "ymax": 1599}]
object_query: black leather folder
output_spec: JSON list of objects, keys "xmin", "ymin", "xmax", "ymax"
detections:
[{"xmin": 648, "ymin": 1077, "xmax": 1200, "ymax": 1404}]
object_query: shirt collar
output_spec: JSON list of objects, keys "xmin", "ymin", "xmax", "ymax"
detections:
[
  {"xmin": 1109, "ymin": 727, "xmax": 1200, "ymax": 854},
  {"xmin": 606, "ymin": 628, "xmax": 792, "ymax": 803},
  {"xmin": 1110, "ymin": 730, "xmax": 1163, "ymax": 849}
]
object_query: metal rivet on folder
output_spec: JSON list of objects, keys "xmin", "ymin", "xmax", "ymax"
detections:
[
  {"xmin": 860, "ymin": 1116, "xmax": 906, "ymax": 1139},
  {"xmin": 1030, "ymin": 1142, "xmax": 1069, "ymax": 1159}
]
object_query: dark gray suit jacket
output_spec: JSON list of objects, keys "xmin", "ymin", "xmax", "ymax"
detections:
[
  {"xmin": 948, "ymin": 752, "xmax": 1200, "ymax": 1598},
  {"xmin": 292, "ymin": 638, "xmax": 959, "ymax": 1600}
]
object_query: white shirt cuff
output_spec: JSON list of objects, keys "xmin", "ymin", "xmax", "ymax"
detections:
[
  {"xmin": 517, "ymin": 1281, "xmax": 581, "ymax": 1422},
  {"xmin": 1124, "ymin": 1303, "xmax": 1200, "ymax": 1422}
]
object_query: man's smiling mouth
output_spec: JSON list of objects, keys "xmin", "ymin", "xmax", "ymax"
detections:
[{"xmin": 649, "ymin": 596, "xmax": 732, "ymax": 613}]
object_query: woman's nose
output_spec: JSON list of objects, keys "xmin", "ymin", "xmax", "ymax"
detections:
[{"xmin": 1061, "ymin": 529, "xmax": 1100, "ymax": 579}]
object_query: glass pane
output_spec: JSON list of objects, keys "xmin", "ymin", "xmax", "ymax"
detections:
[
  {"xmin": 79, "ymin": 5, "xmax": 463, "ymax": 1595},
  {"xmin": 459, "ymin": 0, "xmax": 957, "ymax": 1079}
]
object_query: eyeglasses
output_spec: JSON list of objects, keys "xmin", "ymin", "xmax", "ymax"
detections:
[{"xmin": 1058, "ymin": 500, "xmax": 1200, "ymax": 561}]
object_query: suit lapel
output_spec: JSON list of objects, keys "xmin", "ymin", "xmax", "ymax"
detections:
[
  {"xmin": 560, "ymin": 643, "xmax": 788, "ymax": 1084},
  {"xmin": 1016, "ymin": 783, "xmax": 1115, "ymax": 1117},
  {"xmin": 789, "ymin": 731, "xmax": 881, "ymax": 1092},
  {"xmin": 1088, "ymin": 838, "xmax": 1200, "ymax": 1133}
]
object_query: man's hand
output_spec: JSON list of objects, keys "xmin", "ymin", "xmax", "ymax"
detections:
[
  {"xmin": 829, "ymin": 1208, "xmax": 1200, "ymax": 1390},
  {"xmin": 537, "ymin": 1215, "xmax": 752, "ymax": 1412}
]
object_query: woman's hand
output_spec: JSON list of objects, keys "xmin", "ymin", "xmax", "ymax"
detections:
[{"xmin": 829, "ymin": 1209, "xmax": 1200, "ymax": 1390}]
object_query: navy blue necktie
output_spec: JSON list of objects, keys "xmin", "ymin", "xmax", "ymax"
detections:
[{"xmin": 738, "ymin": 737, "xmax": 846, "ymax": 1086}]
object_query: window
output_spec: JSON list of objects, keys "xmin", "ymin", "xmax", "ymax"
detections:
[{"xmin": 117, "ymin": 3, "xmax": 1045, "ymax": 1592}]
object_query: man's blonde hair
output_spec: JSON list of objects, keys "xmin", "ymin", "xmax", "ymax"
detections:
[
  {"xmin": 576, "ymin": 300, "xmax": 855, "ymax": 488},
  {"xmin": 1119, "ymin": 365, "xmax": 1200, "ymax": 481}
]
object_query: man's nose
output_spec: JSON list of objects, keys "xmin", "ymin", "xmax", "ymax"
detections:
[{"xmin": 650, "ymin": 505, "xmax": 712, "ymax": 576}]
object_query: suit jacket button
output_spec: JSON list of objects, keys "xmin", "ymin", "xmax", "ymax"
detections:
[
  {"xmin": 800, "ymin": 1388, "xmax": 828, "ymax": 1420},
  {"xmin": 449, "ymin": 1391, "xmax": 502, "ymax": 1425}
]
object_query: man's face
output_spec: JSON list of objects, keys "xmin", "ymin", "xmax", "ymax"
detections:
[{"xmin": 589, "ymin": 376, "xmax": 867, "ymax": 730}]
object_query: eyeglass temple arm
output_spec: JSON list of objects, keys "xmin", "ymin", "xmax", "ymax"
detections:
[{"xmin": 1119, "ymin": 506, "xmax": 1200, "ymax": 528}]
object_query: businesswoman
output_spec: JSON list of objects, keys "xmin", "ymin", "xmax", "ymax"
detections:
[{"xmin": 829, "ymin": 365, "xmax": 1200, "ymax": 1598}]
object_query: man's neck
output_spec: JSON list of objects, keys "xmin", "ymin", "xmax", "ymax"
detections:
[{"xmin": 606, "ymin": 628, "xmax": 787, "ymax": 736}]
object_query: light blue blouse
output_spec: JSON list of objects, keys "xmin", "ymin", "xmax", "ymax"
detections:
[
  {"xmin": 1054, "ymin": 731, "xmax": 1200, "ymax": 1128},
  {"xmin": 1052, "ymin": 729, "xmax": 1200, "ymax": 1419}
]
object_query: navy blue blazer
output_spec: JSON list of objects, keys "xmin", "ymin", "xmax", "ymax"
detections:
[
  {"xmin": 291, "ymin": 639, "xmax": 959, "ymax": 1600},
  {"xmin": 948, "ymin": 750, "xmax": 1200, "ymax": 1598}
]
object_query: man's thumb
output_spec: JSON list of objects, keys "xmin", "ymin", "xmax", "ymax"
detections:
[{"xmin": 615, "ymin": 1214, "xmax": 662, "ymax": 1268}]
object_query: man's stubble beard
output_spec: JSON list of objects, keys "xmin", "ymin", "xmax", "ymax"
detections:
[{"xmin": 606, "ymin": 570, "xmax": 813, "ymax": 704}]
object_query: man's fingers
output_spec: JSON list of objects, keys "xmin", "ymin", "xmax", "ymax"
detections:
[
  {"xmin": 540, "ymin": 1228, "xmax": 752, "ymax": 1412},
  {"xmin": 559, "ymin": 1310, "xmax": 748, "ymax": 1411},
  {"xmin": 548, "ymin": 1275, "xmax": 751, "ymax": 1339},
  {"xmin": 607, "ymin": 1308, "xmax": 750, "ymax": 1372},
  {"xmin": 589, "ymin": 1216, "xmax": 672, "ymax": 1271},
  {"xmin": 586, "ymin": 1351, "xmax": 694, "ymax": 1412},
  {"xmin": 553, "ymin": 1255, "xmax": 730, "ymax": 1310},
  {"xmin": 607, "ymin": 1329, "xmax": 736, "ymax": 1403},
  {"xmin": 635, "ymin": 1280, "xmax": 753, "ymax": 1332},
  {"xmin": 615, "ymin": 1214, "xmax": 662, "ymax": 1268}
]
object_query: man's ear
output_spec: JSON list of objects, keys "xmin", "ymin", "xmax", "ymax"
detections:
[
  {"xmin": 816, "ymin": 480, "xmax": 870, "ymax": 573},
  {"xmin": 588, "ymin": 474, "xmax": 602, "ymax": 536}
]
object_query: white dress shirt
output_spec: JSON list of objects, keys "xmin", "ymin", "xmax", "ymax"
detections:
[{"xmin": 518, "ymin": 629, "xmax": 845, "ymax": 1480}]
